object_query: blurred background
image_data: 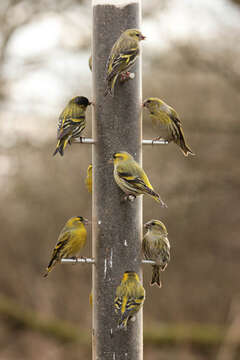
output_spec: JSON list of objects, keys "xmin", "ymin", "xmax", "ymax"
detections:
[{"xmin": 0, "ymin": 0, "xmax": 240, "ymax": 359}]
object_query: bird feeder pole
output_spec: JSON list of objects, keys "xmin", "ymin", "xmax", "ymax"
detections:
[{"xmin": 92, "ymin": 1, "xmax": 143, "ymax": 359}]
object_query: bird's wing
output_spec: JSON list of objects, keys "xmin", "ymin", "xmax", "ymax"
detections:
[
  {"xmin": 54, "ymin": 230, "xmax": 70, "ymax": 252},
  {"xmin": 114, "ymin": 296, "xmax": 123, "ymax": 312},
  {"xmin": 117, "ymin": 170, "xmax": 155, "ymax": 194},
  {"xmin": 153, "ymin": 105, "xmax": 182, "ymax": 140},
  {"xmin": 106, "ymin": 47, "xmax": 139, "ymax": 80},
  {"xmin": 126, "ymin": 296, "xmax": 144, "ymax": 310},
  {"xmin": 57, "ymin": 121, "xmax": 74, "ymax": 140},
  {"xmin": 168, "ymin": 111, "xmax": 185, "ymax": 142},
  {"xmin": 115, "ymin": 295, "xmax": 143, "ymax": 315},
  {"xmin": 58, "ymin": 104, "xmax": 86, "ymax": 140},
  {"xmin": 166, "ymin": 106, "xmax": 182, "ymax": 128},
  {"xmin": 47, "ymin": 232, "xmax": 70, "ymax": 268}
]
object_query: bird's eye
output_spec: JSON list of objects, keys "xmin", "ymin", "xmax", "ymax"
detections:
[{"xmin": 136, "ymin": 33, "xmax": 139, "ymax": 37}]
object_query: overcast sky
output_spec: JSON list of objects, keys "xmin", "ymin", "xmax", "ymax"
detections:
[{"xmin": 1, "ymin": 0, "xmax": 239, "ymax": 143}]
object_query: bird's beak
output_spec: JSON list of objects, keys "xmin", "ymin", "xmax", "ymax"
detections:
[
  {"xmin": 142, "ymin": 102, "xmax": 146, "ymax": 107},
  {"xmin": 144, "ymin": 222, "xmax": 150, "ymax": 229},
  {"xmin": 140, "ymin": 34, "xmax": 146, "ymax": 41}
]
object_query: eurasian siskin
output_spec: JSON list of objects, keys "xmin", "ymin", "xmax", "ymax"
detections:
[
  {"xmin": 143, "ymin": 97, "xmax": 194, "ymax": 156},
  {"xmin": 104, "ymin": 29, "xmax": 145, "ymax": 97},
  {"xmin": 114, "ymin": 271, "xmax": 145, "ymax": 329},
  {"xmin": 85, "ymin": 164, "xmax": 92, "ymax": 193},
  {"xmin": 112, "ymin": 151, "xmax": 166, "ymax": 207},
  {"xmin": 53, "ymin": 96, "xmax": 91, "ymax": 156},
  {"xmin": 142, "ymin": 219, "xmax": 170, "ymax": 288},
  {"xmin": 43, "ymin": 216, "xmax": 88, "ymax": 277}
]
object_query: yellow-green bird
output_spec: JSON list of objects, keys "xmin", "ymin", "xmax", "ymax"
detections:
[
  {"xmin": 43, "ymin": 216, "xmax": 88, "ymax": 277},
  {"xmin": 104, "ymin": 29, "xmax": 145, "ymax": 97},
  {"xmin": 114, "ymin": 271, "xmax": 145, "ymax": 329},
  {"xmin": 143, "ymin": 97, "xmax": 194, "ymax": 156},
  {"xmin": 85, "ymin": 164, "xmax": 92, "ymax": 193},
  {"xmin": 53, "ymin": 96, "xmax": 91, "ymax": 156},
  {"xmin": 142, "ymin": 220, "xmax": 170, "ymax": 288},
  {"xmin": 112, "ymin": 151, "xmax": 166, "ymax": 207}
]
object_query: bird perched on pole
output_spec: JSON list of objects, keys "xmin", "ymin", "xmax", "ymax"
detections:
[
  {"xmin": 142, "ymin": 219, "xmax": 170, "ymax": 288},
  {"xmin": 53, "ymin": 96, "xmax": 91, "ymax": 156},
  {"xmin": 104, "ymin": 29, "xmax": 145, "ymax": 97},
  {"xmin": 114, "ymin": 271, "xmax": 145, "ymax": 329},
  {"xmin": 112, "ymin": 151, "xmax": 166, "ymax": 207},
  {"xmin": 143, "ymin": 97, "xmax": 194, "ymax": 156},
  {"xmin": 43, "ymin": 216, "xmax": 88, "ymax": 277}
]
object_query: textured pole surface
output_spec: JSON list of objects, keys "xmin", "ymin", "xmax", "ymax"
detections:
[{"xmin": 92, "ymin": 1, "xmax": 142, "ymax": 360}]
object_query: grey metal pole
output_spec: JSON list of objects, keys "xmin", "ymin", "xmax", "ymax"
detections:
[
  {"xmin": 61, "ymin": 258, "xmax": 155, "ymax": 265},
  {"xmin": 92, "ymin": 1, "xmax": 143, "ymax": 360},
  {"xmin": 73, "ymin": 138, "xmax": 168, "ymax": 145}
]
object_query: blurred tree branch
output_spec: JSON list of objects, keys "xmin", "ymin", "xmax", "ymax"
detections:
[
  {"xmin": 0, "ymin": 294, "xmax": 89, "ymax": 345},
  {"xmin": 0, "ymin": 294, "xmax": 233, "ymax": 350}
]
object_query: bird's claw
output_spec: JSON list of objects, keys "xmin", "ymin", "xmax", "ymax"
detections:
[
  {"xmin": 120, "ymin": 72, "xmax": 134, "ymax": 82},
  {"xmin": 71, "ymin": 256, "xmax": 78, "ymax": 264},
  {"xmin": 120, "ymin": 194, "xmax": 136, "ymax": 203},
  {"xmin": 128, "ymin": 195, "xmax": 136, "ymax": 202},
  {"xmin": 80, "ymin": 256, "xmax": 87, "ymax": 262},
  {"xmin": 152, "ymin": 137, "xmax": 161, "ymax": 145}
]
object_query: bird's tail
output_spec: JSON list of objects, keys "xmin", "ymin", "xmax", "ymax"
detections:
[
  {"xmin": 142, "ymin": 183, "xmax": 167, "ymax": 207},
  {"xmin": 43, "ymin": 269, "xmax": 50, "ymax": 278},
  {"xmin": 104, "ymin": 74, "xmax": 118, "ymax": 97},
  {"xmin": 43, "ymin": 266, "xmax": 51, "ymax": 278},
  {"xmin": 43, "ymin": 257, "xmax": 56, "ymax": 278},
  {"xmin": 151, "ymin": 265, "xmax": 162, "ymax": 288},
  {"xmin": 178, "ymin": 130, "xmax": 195, "ymax": 157},
  {"xmin": 151, "ymin": 191, "xmax": 167, "ymax": 208},
  {"xmin": 53, "ymin": 139, "xmax": 67, "ymax": 157}
]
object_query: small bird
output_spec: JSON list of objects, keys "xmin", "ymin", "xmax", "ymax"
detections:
[
  {"xmin": 143, "ymin": 97, "xmax": 194, "ymax": 156},
  {"xmin": 112, "ymin": 151, "xmax": 166, "ymax": 207},
  {"xmin": 104, "ymin": 29, "xmax": 145, "ymax": 97},
  {"xmin": 114, "ymin": 271, "xmax": 145, "ymax": 329},
  {"xmin": 89, "ymin": 55, "xmax": 92, "ymax": 72},
  {"xmin": 53, "ymin": 96, "xmax": 91, "ymax": 156},
  {"xmin": 43, "ymin": 216, "xmax": 88, "ymax": 277},
  {"xmin": 85, "ymin": 164, "xmax": 92, "ymax": 193},
  {"xmin": 142, "ymin": 219, "xmax": 170, "ymax": 288}
]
